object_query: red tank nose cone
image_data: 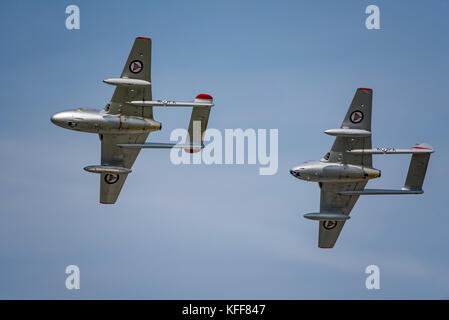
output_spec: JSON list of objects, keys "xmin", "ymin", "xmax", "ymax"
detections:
[{"xmin": 196, "ymin": 94, "xmax": 213, "ymax": 100}]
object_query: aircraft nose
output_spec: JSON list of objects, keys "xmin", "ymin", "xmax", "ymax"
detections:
[
  {"xmin": 51, "ymin": 111, "xmax": 75, "ymax": 129},
  {"xmin": 50, "ymin": 113, "xmax": 61, "ymax": 125},
  {"xmin": 50, "ymin": 112, "xmax": 62, "ymax": 126}
]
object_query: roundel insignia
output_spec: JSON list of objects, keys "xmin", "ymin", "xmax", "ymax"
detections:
[
  {"xmin": 129, "ymin": 60, "xmax": 143, "ymax": 74},
  {"xmin": 104, "ymin": 173, "xmax": 120, "ymax": 184},
  {"xmin": 323, "ymin": 220, "xmax": 338, "ymax": 230},
  {"xmin": 350, "ymin": 110, "xmax": 364, "ymax": 124}
]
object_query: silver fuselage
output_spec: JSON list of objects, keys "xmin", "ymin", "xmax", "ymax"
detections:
[
  {"xmin": 50, "ymin": 108, "xmax": 161, "ymax": 134},
  {"xmin": 290, "ymin": 161, "xmax": 381, "ymax": 183}
]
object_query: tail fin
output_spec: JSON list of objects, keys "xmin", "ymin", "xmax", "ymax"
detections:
[
  {"xmin": 185, "ymin": 94, "xmax": 213, "ymax": 153},
  {"xmin": 341, "ymin": 88, "xmax": 373, "ymax": 131},
  {"xmin": 404, "ymin": 143, "xmax": 434, "ymax": 191}
]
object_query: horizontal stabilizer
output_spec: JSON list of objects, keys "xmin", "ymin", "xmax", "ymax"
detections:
[
  {"xmin": 127, "ymin": 100, "xmax": 213, "ymax": 107},
  {"xmin": 304, "ymin": 212, "xmax": 350, "ymax": 221},
  {"xmin": 84, "ymin": 165, "xmax": 132, "ymax": 174},
  {"xmin": 117, "ymin": 142, "xmax": 203, "ymax": 150},
  {"xmin": 338, "ymin": 189, "xmax": 423, "ymax": 195}
]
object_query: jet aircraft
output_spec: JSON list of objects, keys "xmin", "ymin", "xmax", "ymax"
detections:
[
  {"xmin": 51, "ymin": 37, "xmax": 213, "ymax": 204},
  {"xmin": 290, "ymin": 88, "xmax": 433, "ymax": 248}
]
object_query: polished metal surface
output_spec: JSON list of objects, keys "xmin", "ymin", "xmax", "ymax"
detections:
[
  {"xmin": 51, "ymin": 37, "xmax": 214, "ymax": 204},
  {"xmin": 83, "ymin": 165, "xmax": 132, "ymax": 174},
  {"xmin": 290, "ymin": 88, "xmax": 433, "ymax": 248},
  {"xmin": 51, "ymin": 109, "xmax": 161, "ymax": 134},
  {"xmin": 303, "ymin": 213, "xmax": 351, "ymax": 221}
]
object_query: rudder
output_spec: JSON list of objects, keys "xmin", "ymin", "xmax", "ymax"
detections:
[
  {"xmin": 185, "ymin": 94, "xmax": 213, "ymax": 153},
  {"xmin": 404, "ymin": 143, "xmax": 434, "ymax": 191}
]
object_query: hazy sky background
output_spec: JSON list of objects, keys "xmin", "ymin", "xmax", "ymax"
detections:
[{"xmin": 1, "ymin": 0, "xmax": 448, "ymax": 299}]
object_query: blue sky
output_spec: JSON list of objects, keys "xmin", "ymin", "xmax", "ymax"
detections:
[{"xmin": 1, "ymin": 0, "xmax": 449, "ymax": 299}]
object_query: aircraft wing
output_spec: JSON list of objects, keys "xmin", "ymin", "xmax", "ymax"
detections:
[
  {"xmin": 98, "ymin": 37, "xmax": 154, "ymax": 204},
  {"xmin": 107, "ymin": 37, "xmax": 154, "ymax": 119},
  {"xmin": 318, "ymin": 181, "xmax": 367, "ymax": 248},
  {"xmin": 99, "ymin": 132, "xmax": 149, "ymax": 204},
  {"xmin": 327, "ymin": 88, "xmax": 373, "ymax": 167}
]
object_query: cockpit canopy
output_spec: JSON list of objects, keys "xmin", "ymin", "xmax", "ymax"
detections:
[{"xmin": 321, "ymin": 152, "xmax": 331, "ymax": 162}]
